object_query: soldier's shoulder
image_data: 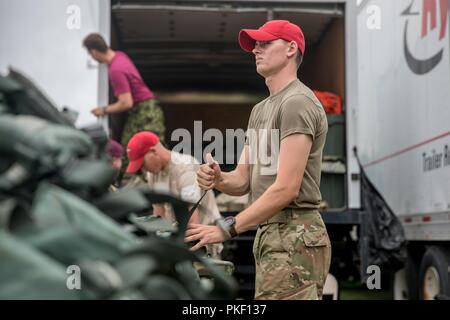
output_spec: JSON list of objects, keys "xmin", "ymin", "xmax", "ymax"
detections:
[{"xmin": 283, "ymin": 81, "xmax": 322, "ymax": 107}]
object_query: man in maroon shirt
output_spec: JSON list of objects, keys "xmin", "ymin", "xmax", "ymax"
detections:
[{"xmin": 82, "ymin": 33, "xmax": 165, "ymax": 149}]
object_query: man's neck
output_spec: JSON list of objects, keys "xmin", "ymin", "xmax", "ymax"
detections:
[
  {"xmin": 105, "ymin": 49, "xmax": 116, "ymax": 64},
  {"xmin": 265, "ymin": 68, "xmax": 298, "ymax": 97},
  {"xmin": 160, "ymin": 149, "xmax": 172, "ymax": 171}
]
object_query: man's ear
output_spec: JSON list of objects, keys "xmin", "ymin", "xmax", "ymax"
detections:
[
  {"xmin": 287, "ymin": 41, "xmax": 298, "ymax": 58},
  {"xmin": 88, "ymin": 49, "xmax": 100, "ymax": 61}
]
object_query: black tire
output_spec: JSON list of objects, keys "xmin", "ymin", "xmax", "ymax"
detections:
[
  {"xmin": 418, "ymin": 246, "xmax": 450, "ymax": 300},
  {"xmin": 405, "ymin": 251, "xmax": 420, "ymax": 300}
]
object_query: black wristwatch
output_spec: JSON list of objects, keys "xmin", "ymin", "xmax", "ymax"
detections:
[{"xmin": 216, "ymin": 216, "xmax": 238, "ymax": 239}]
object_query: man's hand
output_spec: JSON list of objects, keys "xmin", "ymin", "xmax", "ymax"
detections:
[
  {"xmin": 185, "ymin": 223, "xmax": 229, "ymax": 251},
  {"xmin": 152, "ymin": 204, "xmax": 165, "ymax": 219},
  {"xmin": 197, "ymin": 153, "xmax": 222, "ymax": 191},
  {"xmin": 91, "ymin": 106, "xmax": 106, "ymax": 118},
  {"xmin": 92, "ymin": 93, "xmax": 133, "ymax": 117}
]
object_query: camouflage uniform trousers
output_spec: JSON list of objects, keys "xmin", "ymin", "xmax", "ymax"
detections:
[
  {"xmin": 121, "ymin": 98, "xmax": 166, "ymax": 149},
  {"xmin": 252, "ymin": 209, "xmax": 331, "ymax": 300}
]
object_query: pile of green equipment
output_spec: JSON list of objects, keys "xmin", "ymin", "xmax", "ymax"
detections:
[{"xmin": 0, "ymin": 69, "xmax": 237, "ymax": 300}]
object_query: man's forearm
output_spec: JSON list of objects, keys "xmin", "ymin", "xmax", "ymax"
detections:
[
  {"xmin": 232, "ymin": 134, "xmax": 311, "ymax": 234},
  {"xmin": 234, "ymin": 184, "xmax": 298, "ymax": 234},
  {"xmin": 188, "ymin": 208, "xmax": 201, "ymax": 224},
  {"xmin": 215, "ymin": 170, "xmax": 249, "ymax": 196},
  {"xmin": 105, "ymin": 100, "xmax": 132, "ymax": 113}
]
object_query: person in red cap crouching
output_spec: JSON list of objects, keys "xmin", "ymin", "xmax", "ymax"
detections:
[
  {"xmin": 188, "ymin": 20, "xmax": 331, "ymax": 299},
  {"xmin": 126, "ymin": 131, "xmax": 223, "ymax": 259}
]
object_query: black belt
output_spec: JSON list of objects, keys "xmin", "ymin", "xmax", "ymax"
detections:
[{"xmin": 259, "ymin": 208, "xmax": 318, "ymax": 227}]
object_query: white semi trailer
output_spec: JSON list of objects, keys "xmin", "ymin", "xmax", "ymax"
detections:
[
  {"xmin": 354, "ymin": 0, "xmax": 450, "ymax": 300},
  {"xmin": 1, "ymin": 0, "xmax": 449, "ymax": 299}
]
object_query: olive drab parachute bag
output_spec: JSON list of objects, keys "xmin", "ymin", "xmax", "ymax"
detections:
[
  {"xmin": 19, "ymin": 182, "xmax": 138, "ymax": 264},
  {"xmin": 1, "ymin": 68, "xmax": 74, "ymax": 126},
  {"xmin": 0, "ymin": 231, "xmax": 91, "ymax": 299}
]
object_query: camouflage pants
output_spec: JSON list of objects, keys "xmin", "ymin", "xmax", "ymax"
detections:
[
  {"xmin": 121, "ymin": 99, "xmax": 166, "ymax": 148},
  {"xmin": 252, "ymin": 210, "xmax": 331, "ymax": 300}
]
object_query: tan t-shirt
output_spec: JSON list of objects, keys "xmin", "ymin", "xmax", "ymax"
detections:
[
  {"xmin": 145, "ymin": 151, "xmax": 221, "ymax": 225},
  {"xmin": 246, "ymin": 79, "xmax": 328, "ymax": 210}
]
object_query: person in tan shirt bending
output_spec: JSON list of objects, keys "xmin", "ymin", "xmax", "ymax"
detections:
[{"xmin": 126, "ymin": 131, "xmax": 222, "ymax": 259}]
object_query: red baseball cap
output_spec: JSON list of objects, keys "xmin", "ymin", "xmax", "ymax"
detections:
[
  {"xmin": 126, "ymin": 131, "xmax": 160, "ymax": 173},
  {"xmin": 238, "ymin": 20, "xmax": 306, "ymax": 55}
]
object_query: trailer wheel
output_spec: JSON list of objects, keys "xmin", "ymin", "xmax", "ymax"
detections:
[
  {"xmin": 393, "ymin": 268, "xmax": 408, "ymax": 300},
  {"xmin": 405, "ymin": 251, "xmax": 420, "ymax": 300},
  {"xmin": 323, "ymin": 273, "xmax": 339, "ymax": 300},
  {"xmin": 418, "ymin": 246, "xmax": 450, "ymax": 300}
]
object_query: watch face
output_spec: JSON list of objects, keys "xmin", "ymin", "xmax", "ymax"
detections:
[{"xmin": 224, "ymin": 216, "xmax": 235, "ymax": 226}]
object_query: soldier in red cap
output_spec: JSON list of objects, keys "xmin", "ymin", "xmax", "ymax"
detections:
[
  {"xmin": 126, "ymin": 131, "xmax": 223, "ymax": 259},
  {"xmin": 189, "ymin": 20, "xmax": 331, "ymax": 299}
]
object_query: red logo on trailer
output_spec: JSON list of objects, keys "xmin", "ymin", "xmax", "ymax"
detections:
[
  {"xmin": 421, "ymin": 0, "xmax": 448, "ymax": 39},
  {"xmin": 402, "ymin": 0, "xmax": 449, "ymax": 75}
]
